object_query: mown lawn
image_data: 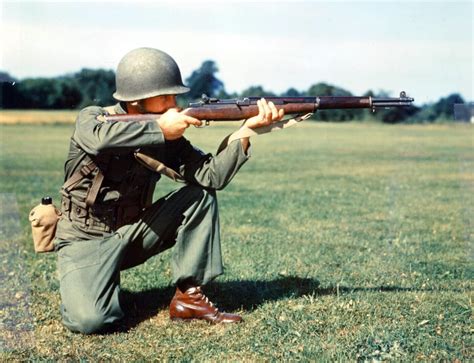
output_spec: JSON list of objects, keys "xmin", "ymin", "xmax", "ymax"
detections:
[{"xmin": 0, "ymin": 120, "xmax": 472, "ymax": 360}]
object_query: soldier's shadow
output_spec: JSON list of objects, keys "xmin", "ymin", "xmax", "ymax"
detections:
[{"xmin": 116, "ymin": 276, "xmax": 420, "ymax": 333}]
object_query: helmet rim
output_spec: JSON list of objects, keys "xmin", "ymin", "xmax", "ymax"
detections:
[{"xmin": 113, "ymin": 85, "xmax": 190, "ymax": 102}]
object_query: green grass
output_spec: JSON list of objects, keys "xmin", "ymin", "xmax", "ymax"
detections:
[{"xmin": 0, "ymin": 121, "xmax": 472, "ymax": 360}]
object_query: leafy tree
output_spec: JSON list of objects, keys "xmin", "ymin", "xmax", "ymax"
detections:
[
  {"xmin": 307, "ymin": 82, "xmax": 353, "ymax": 97},
  {"xmin": 73, "ymin": 68, "xmax": 115, "ymax": 107},
  {"xmin": 407, "ymin": 105, "xmax": 438, "ymax": 123},
  {"xmin": 185, "ymin": 60, "xmax": 224, "ymax": 101},
  {"xmin": 216, "ymin": 89, "xmax": 237, "ymax": 99},
  {"xmin": 0, "ymin": 71, "xmax": 16, "ymax": 83},
  {"xmin": 15, "ymin": 78, "xmax": 58, "ymax": 108},
  {"xmin": 0, "ymin": 71, "xmax": 19, "ymax": 108},
  {"xmin": 281, "ymin": 88, "xmax": 301, "ymax": 97},
  {"xmin": 54, "ymin": 77, "xmax": 83, "ymax": 108},
  {"xmin": 13, "ymin": 77, "xmax": 82, "ymax": 109},
  {"xmin": 405, "ymin": 93, "xmax": 464, "ymax": 123},
  {"xmin": 240, "ymin": 85, "xmax": 276, "ymax": 97},
  {"xmin": 433, "ymin": 93, "xmax": 464, "ymax": 120}
]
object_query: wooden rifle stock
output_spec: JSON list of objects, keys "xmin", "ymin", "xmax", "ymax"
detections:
[{"xmin": 102, "ymin": 92, "xmax": 414, "ymax": 123}]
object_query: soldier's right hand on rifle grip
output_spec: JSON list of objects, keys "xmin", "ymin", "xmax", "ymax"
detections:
[{"xmin": 158, "ymin": 108, "xmax": 202, "ymax": 140}]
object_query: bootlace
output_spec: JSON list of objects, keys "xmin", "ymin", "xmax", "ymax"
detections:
[{"xmin": 194, "ymin": 287, "xmax": 217, "ymax": 311}]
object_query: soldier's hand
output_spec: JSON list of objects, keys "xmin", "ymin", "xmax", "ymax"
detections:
[
  {"xmin": 158, "ymin": 108, "xmax": 202, "ymax": 140},
  {"xmin": 243, "ymin": 98, "xmax": 285, "ymax": 129}
]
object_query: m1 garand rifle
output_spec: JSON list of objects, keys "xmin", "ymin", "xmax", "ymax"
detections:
[{"xmin": 103, "ymin": 91, "xmax": 414, "ymax": 125}]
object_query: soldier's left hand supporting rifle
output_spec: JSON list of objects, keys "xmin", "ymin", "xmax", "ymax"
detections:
[{"xmin": 102, "ymin": 91, "xmax": 414, "ymax": 125}]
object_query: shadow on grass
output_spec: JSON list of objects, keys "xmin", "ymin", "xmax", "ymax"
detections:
[{"xmin": 116, "ymin": 276, "xmax": 425, "ymax": 332}]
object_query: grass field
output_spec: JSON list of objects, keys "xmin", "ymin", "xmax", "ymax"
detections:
[{"xmin": 0, "ymin": 116, "xmax": 472, "ymax": 360}]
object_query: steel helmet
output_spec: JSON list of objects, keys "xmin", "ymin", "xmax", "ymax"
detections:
[{"xmin": 113, "ymin": 47, "xmax": 190, "ymax": 101}]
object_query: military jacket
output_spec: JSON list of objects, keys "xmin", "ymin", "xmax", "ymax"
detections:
[{"xmin": 56, "ymin": 103, "xmax": 250, "ymax": 240}]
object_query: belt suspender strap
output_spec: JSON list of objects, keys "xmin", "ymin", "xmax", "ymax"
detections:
[
  {"xmin": 62, "ymin": 160, "xmax": 97, "ymax": 192},
  {"xmin": 61, "ymin": 158, "xmax": 106, "ymax": 208},
  {"xmin": 85, "ymin": 169, "xmax": 105, "ymax": 207}
]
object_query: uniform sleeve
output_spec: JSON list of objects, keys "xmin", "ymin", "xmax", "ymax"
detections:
[
  {"xmin": 165, "ymin": 137, "xmax": 251, "ymax": 190},
  {"xmin": 73, "ymin": 106, "xmax": 165, "ymax": 156}
]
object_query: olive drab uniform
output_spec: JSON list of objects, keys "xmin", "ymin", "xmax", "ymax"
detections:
[{"xmin": 55, "ymin": 102, "xmax": 250, "ymax": 334}]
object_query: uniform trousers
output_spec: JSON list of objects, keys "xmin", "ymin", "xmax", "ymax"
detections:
[{"xmin": 56, "ymin": 185, "xmax": 223, "ymax": 334}]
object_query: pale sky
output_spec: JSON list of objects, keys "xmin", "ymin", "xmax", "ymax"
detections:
[{"xmin": 1, "ymin": 0, "xmax": 472, "ymax": 104}]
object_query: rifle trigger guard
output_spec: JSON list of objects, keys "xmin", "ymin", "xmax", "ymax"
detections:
[{"xmin": 195, "ymin": 120, "xmax": 210, "ymax": 128}]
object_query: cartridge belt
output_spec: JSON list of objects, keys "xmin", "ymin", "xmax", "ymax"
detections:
[{"xmin": 61, "ymin": 196, "xmax": 143, "ymax": 233}]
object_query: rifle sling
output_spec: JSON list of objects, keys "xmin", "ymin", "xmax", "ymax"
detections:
[
  {"xmin": 217, "ymin": 113, "xmax": 313, "ymax": 153},
  {"xmin": 228, "ymin": 113, "xmax": 312, "ymax": 143},
  {"xmin": 134, "ymin": 151, "xmax": 185, "ymax": 182},
  {"xmin": 62, "ymin": 160, "xmax": 97, "ymax": 192}
]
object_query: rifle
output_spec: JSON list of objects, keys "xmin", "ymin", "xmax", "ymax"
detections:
[{"xmin": 102, "ymin": 91, "xmax": 414, "ymax": 125}]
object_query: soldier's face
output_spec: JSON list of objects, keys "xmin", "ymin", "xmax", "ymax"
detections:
[{"xmin": 142, "ymin": 95, "xmax": 177, "ymax": 113}]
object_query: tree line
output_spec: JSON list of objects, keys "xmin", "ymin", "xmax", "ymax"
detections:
[{"xmin": 0, "ymin": 61, "xmax": 466, "ymax": 123}]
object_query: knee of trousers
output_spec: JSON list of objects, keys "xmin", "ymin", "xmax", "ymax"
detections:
[{"xmin": 61, "ymin": 305, "xmax": 114, "ymax": 335}]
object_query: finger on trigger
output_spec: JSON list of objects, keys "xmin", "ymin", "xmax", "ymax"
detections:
[{"xmin": 187, "ymin": 117, "xmax": 202, "ymax": 127}]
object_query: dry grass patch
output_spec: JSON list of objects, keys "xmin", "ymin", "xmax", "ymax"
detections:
[{"xmin": 0, "ymin": 110, "xmax": 77, "ymax": 124}]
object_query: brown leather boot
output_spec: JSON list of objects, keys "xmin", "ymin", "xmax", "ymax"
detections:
[{"xmin": 169, "ymin": 286, "xmax": 242, "ymax": 323}]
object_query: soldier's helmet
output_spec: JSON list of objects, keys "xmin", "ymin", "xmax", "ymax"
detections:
[{"xmin": 113, "ymin": 47, "xmax": 190, "ymax": 102}]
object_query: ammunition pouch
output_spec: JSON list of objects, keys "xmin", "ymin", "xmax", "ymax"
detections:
[{"xmin": 61, "ymin": 196, "xmax": 143, "ymax": 233}]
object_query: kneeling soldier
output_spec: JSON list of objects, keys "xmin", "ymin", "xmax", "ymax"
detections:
[{"xmin": 55, "ymin": 47, "xmax": 284, "ymax": 334}]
